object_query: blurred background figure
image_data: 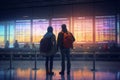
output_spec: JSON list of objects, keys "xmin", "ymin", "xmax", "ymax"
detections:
[
  {"xmin": 24, "ymin": 43, "xmax": 30, "ymax": 49},
  {"xmin": 103, "ymin": 43, "xmax": 108, "ymax": 51},
  {"xmin": 4, "ymin": 40, "xmax": 10, "ymax": 48},
  {"xmin": 32, "ymin": 43, "xmax": 36, "ymax": 49},
  {"xmin": 13, "ymin": 40, "xmax": 19, "ymax": 48}
]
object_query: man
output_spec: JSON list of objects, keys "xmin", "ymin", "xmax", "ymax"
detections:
[
  {"xmin": 57, "ymin": 24, "xmax": 75, "ymax": 75},
  {"xmin": 13, "ymin": 40, "xmax": 19, "ymax": 48}
]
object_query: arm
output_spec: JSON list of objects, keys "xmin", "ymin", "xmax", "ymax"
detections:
[
  {"xmin": 57, "ymin": 32, "xmax": 63, "ymax": 50},
  {"xmin": 72, "ymin": 33, "xmax": 75, "ymax": 42},
  {"xmin": 70, "ymin": 32, "xmax": 75, "ymax": 42}
]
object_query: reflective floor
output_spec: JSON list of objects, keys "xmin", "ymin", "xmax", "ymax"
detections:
[{"xmin": 0, "ymin": 61, "xmax": 120, "ymax": 80}]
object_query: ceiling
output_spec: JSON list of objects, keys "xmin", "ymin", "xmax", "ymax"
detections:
[
  {"xmin": 0, "ymin": 0, "xmax": 119, "ymax": 20},
  {"xmin": 0, "ymin": 0, "xmax": 119, "ymax": 10}
]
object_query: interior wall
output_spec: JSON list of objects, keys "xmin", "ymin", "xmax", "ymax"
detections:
[
  {"xmin": 33, "ymin": 7, "xmax": 52, "ymax": 19},
  {"xmin": 52, "ymin": 5, "xmax": 72, "ymax": 18},
  {"xmin": 0, "ymin": 1, "xmax": 118, "ymax": 20}
]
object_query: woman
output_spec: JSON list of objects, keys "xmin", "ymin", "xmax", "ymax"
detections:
[
  {"xmin": 13, "ymin": 40, "xmax": 19, "ymax": 48},
  {"xmin": 41, "ymin": 26, "xmax": 57, "ymax": 75}
]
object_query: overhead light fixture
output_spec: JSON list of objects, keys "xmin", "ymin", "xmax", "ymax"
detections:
[{"xmin": 23, "ymin": 16, "xmax": 29, "ymax": 18}]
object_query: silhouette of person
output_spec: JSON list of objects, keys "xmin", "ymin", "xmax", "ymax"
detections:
[
  {"xmin": 103, "ymin": 43, "xmax": 108, "ymax": 51},
  {"xmin": 42, "ymin": 26, "xmax": 57, "ymax": 75},
  {"xmin": 61, "ymin": 75, "xmax": 65, "ymax": 80},
  {"xmin": 57, "ymin": 24, "xmax": 75, "ymax": 75},
  {"xmin": 24, "ymin": 43, "xmax": 30, "ymax": 48},
  {"xmin": 111, "ymin": 43, "xmax": 117, "ymax": 51},
  {"xmin": 13, "ymin": 40, "xmax": 19, "ymax": 48},
  {"xmin": 5, "ymin": 40, "xmax": 10, "ymax": 48},
  {"xmin": 32, "ymin": 43, "xmax": 36, "ymax": 49}
]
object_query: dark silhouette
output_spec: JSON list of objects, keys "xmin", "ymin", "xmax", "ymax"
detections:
[
  {"xmin": 13, "ymin": 40, "xmax": 19, "ymax": 48},
  {"xmin": 103, "ymin": 43, "xmax": 108, "ymax": 51},
  {"xmin": 57, "ymin": 24, "xmax": 75, "ymax": 75},
  {"xmin": 32, "ymin": 43, "xmax": 36, "ymax": 49},
  {"xmin": 5, "ymin": 40, "xmax": 10, "ymax": 48},
  {"xmin": 41, "ymin": 26, "xmax": 57, "ymax": 75},
  {"xmin": 24, "ymin": 43, "xmax": 30, "ymax": 48},
  {"xmin": 110, "ymin": 43, "xmax": 118, "ymax": 51}
]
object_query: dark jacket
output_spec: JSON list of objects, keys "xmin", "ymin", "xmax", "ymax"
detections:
[
  {"xmin": 41, "ymin": 32, "xmax": 57, "ymax": 56},
  {"xmin": 57, "ymin": 31, "xmax": 75, "ymax": 50}
]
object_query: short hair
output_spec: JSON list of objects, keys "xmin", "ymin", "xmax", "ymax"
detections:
[
  {"xmin": 61, "ymin": 24, "xmax": 67, "ymax": 32},
  {"xmin": 47, "ymin": 26, "xmax": 53, "ymax": 32},
  {"xmin": 62, "ymin": 24, "xmax": 66, "ymax": 29}
]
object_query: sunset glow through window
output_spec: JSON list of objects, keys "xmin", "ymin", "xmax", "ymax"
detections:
[
  {"xmin": 32, "ymin": 19, "xmax": 49, "ymax": 43},
  {"xmin": 0, "ymin": 16, "xmax": 118, "ymax": 47},
  {"xmin": 74, "ymin": 17, "xmax": 93, "ymax": 43}
]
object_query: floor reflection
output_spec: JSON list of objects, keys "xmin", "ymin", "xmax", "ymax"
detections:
[
  {"xmin": 46, "ymin": 75, "xmax": 53, "ymax": 80},
  {"xmin": 0, "ymin": 68, "xmax": 118, "ymax": 80}
]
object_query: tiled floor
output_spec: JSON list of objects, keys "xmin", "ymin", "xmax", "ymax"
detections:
[{"xmin": 0, "ymin": 60, "xmax": 120, "ymax": 80}]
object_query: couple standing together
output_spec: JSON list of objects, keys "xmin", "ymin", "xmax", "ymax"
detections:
[{"xmin": 40, "ymin": 24, "xmax": 75, "ymax": 75}]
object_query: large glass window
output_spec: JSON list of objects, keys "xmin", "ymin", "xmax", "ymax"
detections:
[
  {"xmin": 0, "ymin": 22, "xmax": 5, "ymax": 47},
  {"xmin": 0, "ymin": 21, "xmax": 15, "ymax": 48},
  {"xmin": 6, "ymin": 21, "xmax": 15, "ymax": 47},
  {"xmin": 95, "ymin": 16, "xmax": 116, "ymax": 43},
  {"xmin": 74, "ymin": 17, "xmax": 93, "ymax": 43},
  {"xmin": 51, "ymin": 18, "xmax": 70, "ymax": 37},
  {"xmin": 0, "ymin": 15, "xmax": 117, "ymax": 46},
  {"xmin": 32, "ymin": 19, "xmax": 49, "ymax": 43},
  {"xmin": 117, "ymin": 15, "xmax": 120, "ymax": 44},
  {"xmin": 15, "ymin": 20, "xmax": 31, "ymax": 43}
]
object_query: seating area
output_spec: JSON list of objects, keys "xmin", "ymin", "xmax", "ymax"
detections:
[{"xmin": 0, "ymin": 48, "xmax": 120, "ymax": 61}]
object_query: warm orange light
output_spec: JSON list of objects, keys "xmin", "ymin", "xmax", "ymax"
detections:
[
  {"xmin": 74, "ymin": 17, "xmax": 93, "ymax": 43},
  {"xmin": 16, "ymin": 68, "xmax": 33, "ymax": 79},
  {"xmin": 14, "ymin": 68, "xmax": 116, "ymax": 80}
]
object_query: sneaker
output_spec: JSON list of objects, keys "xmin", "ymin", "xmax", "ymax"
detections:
[{"xmin": 59, "ymin": 72, "xmax": 64, "ymax": 75}]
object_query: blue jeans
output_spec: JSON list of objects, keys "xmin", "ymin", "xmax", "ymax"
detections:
[
  {"xmin": 45, "ymin": 56, "xmax": 54, "ymax": 73},
  {"xmin": 60, "ymin": 48, "xmax": 71, "ymax": 73}
]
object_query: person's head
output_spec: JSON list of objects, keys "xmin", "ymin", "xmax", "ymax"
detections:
[
  {"xmin": 6, "ymin": 40, "xmax": 9, "ymax": 43},
  {"xmin": 47, "ymin": 26, "xmax": 53, "ymax": 33},
  {"xmin": 61, "ymin": 24, "xmax": 67, "ymax": 32},
  {"xmin": 15, "ymin": 40, "xmax": 18, "ymax": 43},
  {"xmin": 32, "ymin": 43, "xmax": 35, "ymax": 46}
]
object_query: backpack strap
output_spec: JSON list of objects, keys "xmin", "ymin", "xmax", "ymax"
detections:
[{"xmin": 61, "ymin": 31, "xmax": 70, "ymax": 34}]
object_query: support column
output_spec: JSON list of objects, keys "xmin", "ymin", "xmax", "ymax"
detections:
[
  {"xmin": 93, "ymin": 16, "xmax": 95, "ymax": 44},
  {"xmin": 30, "ymin": 19, "xmax": 33, "ymax": 43}
]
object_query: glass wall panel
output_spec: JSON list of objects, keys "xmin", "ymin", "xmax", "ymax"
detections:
[
  {"xmin": 0, "ymin": 22, "xmax": 5, "ymax": 48},
  {"xmin": 95, "ymin": 16, "xmax": 116, "ymax": 43},
  {"xmin": 6, "ymin": 21, "xmax": 15, "ymax": 47},
  {"xmin": 117, "ymin": 14, "xmax": 120, "ymax": 44},
  {"xmin": 74, "ymin": 17, "xmax": 93, "ymax": 43},
  {"xmin": 0, "ymin": 16, "xmax": 117, "ymax": 46},
  {"xmin": 32, "ymin": 19, "xmax": 49, "ymax": 43},
  {"xmin": 15, "ymin": 20, "xmax": 31, "ymax": 43},
  {"xmin": 51, "ymin": 18, "xmax": 70, "ymax": 37}
]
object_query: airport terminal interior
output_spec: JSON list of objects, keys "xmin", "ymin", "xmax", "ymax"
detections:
[{"xmin": 0, "ymin": 0, "xmax": 120, "ymax": 80}]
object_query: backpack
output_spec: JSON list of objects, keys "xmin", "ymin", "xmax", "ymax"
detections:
[
  {"xmin": 40, "ymin": 36, "xmax": 53, "ymax": 53},
  {"xmin": 62, "ymin": 31, "xmax": 74, "ymax": 48}
]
